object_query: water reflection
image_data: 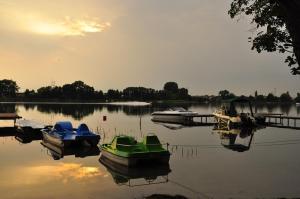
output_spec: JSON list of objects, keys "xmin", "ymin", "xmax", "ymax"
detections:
[
  {"xmin": 145, "ymin": 194, "xmax": 189, "ymax": 199},
  {"xmin": 99, "ymin": 156, "xmax": 171, "ymax": 187},
  {"xmin": 0, "ymin": 103, "xmax": 17, "ymax": 113},
  {"xmin": 0, "ymin": 163, "xmax": 103, "ymax": 187},
  {"xmin": 212, "ymin": 127, "xmax": 257, "ymax": 152},
  {"xmin": 41, "ymin": 141, "xmax": 100, "ymax": 160},
  {"xmin": 15, "ymin": 130, "xmax": 43, "ymax": 144},
  {"xmin": 0, "ymin": 127, "xmax": 17, "ymax": 137}
]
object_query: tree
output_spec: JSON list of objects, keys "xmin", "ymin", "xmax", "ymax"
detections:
[
  {"xmin": 106, "ymin": 89, "xmax": 122, "ymax": 100},
  {"xmin": 229, "ymin": 0, "xmax": 300, "ymax": 74},
  {"xmin": 279, "ymin": 91, "xmax": 293, "ymax": 102},
  {"xmin": 0, "ymin": 79, "xmax": 19, "ymax": 97},
  {"xmin": 218, "ymin": 90, "xmax": 235, "ymax": 100},
  {"xmin": 295, "ymin": 93, "xmax": 300, "ymax": 103},
  {"xmin": 266, "ymin": 93, "xmax": 278, "ymax": 102},
  {"xmin": 163, "ymin": 82, "xmax": 179, "ymax": 93}
]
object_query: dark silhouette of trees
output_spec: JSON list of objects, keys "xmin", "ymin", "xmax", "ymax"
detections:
[
  {"xmin": 164, "ymin": 82, "xmax": 179, "ymax": 93},
  {"xmin": 229, "ymin": 0, "xmax": 300, "ymax": 74},
  {"xmin": 266, "ymin": 93, "xmax": 279, "ymax": 102},
  {"xmin": 218, "ymin": 90, "xmax": 236, "ymax": 100},
  {"xmin": 295, "ymin": 93, "xmax": 300, "ymax": 103},
  {"xmin": 105, "ymin": 89, "xmax": 122, "ymax": 100},
  {"xmin": 163, "ymin": 82, "xmax": 189, "ymax": 100},
  {"xmin": 279, "ymin": 91, "xmax": 293, "ymax": 102},
  {"xmin": 0, "ymin": 79, "xmax": 19, "ymax": 97},
  {"xmin": 123, "ymin": 87, "xmax": 156, "ymax": 100}
]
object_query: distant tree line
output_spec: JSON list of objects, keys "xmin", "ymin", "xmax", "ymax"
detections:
[
  {"xmin": 0, "ymin": 79, "xmax": 190, "ymax": 101},
  {"xmin": 192, "ymin": 90, "xmax": 300, "ymax": 104},
  {"xmin": 0, "ymin": 79, "xmax": 299, "ymax": 103}
]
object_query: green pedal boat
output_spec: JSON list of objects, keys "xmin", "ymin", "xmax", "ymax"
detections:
[{"xmin": 100, "ymin": 134, "xmax": 171, "ymax": 167}]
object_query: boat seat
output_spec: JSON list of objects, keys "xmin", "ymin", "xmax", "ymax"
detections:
[
  {"xmin": 54, "ymin": 121, "xmax": 73, "ymax": 131},
  {"xmin": 115, "ymin": 137, "xmax": 136, "ymax": 151},
  {"xmin": 143, "ymin": 135, "xmax": 162, "ymax": 150},
  {"xmin": 76, "ymin": 123, "xmax": 90, "ymax": 134}
]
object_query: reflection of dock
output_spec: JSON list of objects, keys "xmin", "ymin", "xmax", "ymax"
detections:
[
  {"xmin": 265, "ymin": 115, "xmax": 300, "ymax": 130},
  {"xmin": 187, "ymin": 114, "xmax": 214, "ymax": 124},
  {"xmin": 0, "ymin": 113, "xmax": 22, "ymax": 126}
]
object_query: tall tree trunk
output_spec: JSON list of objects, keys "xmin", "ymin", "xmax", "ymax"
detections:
[{"xmin": 278, "ymin": 0, "xmax": 300, "ymax": 74}]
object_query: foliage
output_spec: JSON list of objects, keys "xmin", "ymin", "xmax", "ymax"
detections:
[
  {"xmin": 218, "ymin": 90, "xmax": 236, "ymax": 100},
  {"xmin": 279, "ymin": 91, "xmax": 293, "ymax": 102},
  {"xmin": 163, "ymin": 82, "xmax": 179, "ymax": 93},
  {"xmin": 295, "ymin": 93, "xmax": 300, "ymax": 103},
  {"xmin": 228, "ymin": 0, "xmax": 300, "ymax": 74},
  {"xmin": 0, "ymin": 79, "xmax": 19, "ymax": 97}
]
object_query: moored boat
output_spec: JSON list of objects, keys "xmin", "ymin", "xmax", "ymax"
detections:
[
  {"xmin": 213, "ymin": 97, "xmax": 263, "ymax": 128},
  {"xmin": 42, "ymin": 121, "xmax": 100, "ymax": 147},
  {"xmin": 151, "ymin": 107, "xmax": 198, "ymax": 124},
  {"xmin": 100, "ymin": 134, "xmax": 170, "ymax": 167}
]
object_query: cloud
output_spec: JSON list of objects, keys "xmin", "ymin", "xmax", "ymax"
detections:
[
  {"xmin": 0, "ymin": 6, "xmax": 111, "ymax": 37},
  {"xmin": 28, "ymin": 16, "xmax": 111, "ymax": 36}
]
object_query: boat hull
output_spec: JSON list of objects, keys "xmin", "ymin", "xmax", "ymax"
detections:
[
  {"xmin": 100, "ymin": 149, "xmax": 170, "ymax": 167},
  {"xmin": 42, "ymin": 131, "xmax": 100, "ymax": 148}
]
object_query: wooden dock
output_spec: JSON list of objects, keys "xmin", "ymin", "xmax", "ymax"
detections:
[{"xmin": 265, "ymin": 115, "xmax": 300, "ymax": 130}]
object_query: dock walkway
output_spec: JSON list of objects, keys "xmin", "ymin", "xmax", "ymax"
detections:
[{"xmin": 265, "ymin": 115, "xmax": 300, "ymax": 130}]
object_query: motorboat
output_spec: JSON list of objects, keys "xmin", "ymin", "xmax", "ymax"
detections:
[
  {"xmin": 100, "ymin": 134, "xmax": 170, "ymax": 167},
  {"xmin": 42, "ymin": 121, "xmax": 100, "ymax": 147},
  {"xmin": 151, "ymin": 107, "xmax": 198, "ymax": 124},
  {"xmin": 213, "ymin": 97, "xmax": 264, "ymax": 128}
]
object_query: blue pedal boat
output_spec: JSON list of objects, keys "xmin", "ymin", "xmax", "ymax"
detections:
[{"xmin": 42, "ymin": 121, "xmax": 100, "ymax": 147}]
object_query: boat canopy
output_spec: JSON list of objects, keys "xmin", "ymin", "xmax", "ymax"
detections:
[
  {"xmin": 54, "ymin": 121, "xmax": 73, "ymax": 131},
  {"xmin": 221, "ymin": 96, "xmax": 253, "ymax": 116},
  {"xmin": 168, "ymin": 107, "xmax": 187, "ymax": 112}
]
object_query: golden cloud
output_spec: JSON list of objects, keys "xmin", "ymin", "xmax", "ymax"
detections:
[{"xmin": 28, "ymin": 16, "xmax": 111, "ymax": 36}]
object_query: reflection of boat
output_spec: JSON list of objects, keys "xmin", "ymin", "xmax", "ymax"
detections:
[
  {"xmin": 15, "ymin": 119, "xmax": 46, "ymax": 134},
  {"xmin": 152, "ymin": 121, "xmax": 187, "ymax": 130},
  {"xmin": 213, "ymin": 126, "xmax": 260, "ymax": 152},
  {"xmin": 41, "ymin": 140, "xmax": 100, "ymax": 160},
  {"xmin": 15, "ymin": 131, "xmax": 43, "ymax": 144},
  {"xmin": 213, "ymin": 97, "xmax": 264, "ymax": 128},
  {"xmin": 151, "ymin": 107, "xmax": 198, "ymax": 123},
  {"xmin": 99, "ymin": 155, "xmax": 171, "ymax": 186},
  {"xmin": 100, "ymin": 134, "xmax": 170, "ymax": 167},
  {"xmin": 42, "ymin": 121, "xmax": 100, "ymax": 147}
]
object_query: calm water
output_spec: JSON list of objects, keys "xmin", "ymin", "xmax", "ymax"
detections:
[{"xmin": 0, "ymin": 103, "xmax": 300, "ymax": 199}]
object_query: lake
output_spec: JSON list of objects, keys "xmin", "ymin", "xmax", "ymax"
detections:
[{"xmin": 0, "ymin": 102, "xmax": 300, "ymax": 199}]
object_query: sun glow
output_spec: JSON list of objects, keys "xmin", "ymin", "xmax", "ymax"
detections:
[{"xmin": 28, "ymin": 16, "xmax": 111, "ymax": 36}]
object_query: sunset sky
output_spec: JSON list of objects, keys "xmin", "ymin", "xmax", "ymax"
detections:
[{"xmin": 1, "ymin": 0, "xmax": 299, "ymax": 95}]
